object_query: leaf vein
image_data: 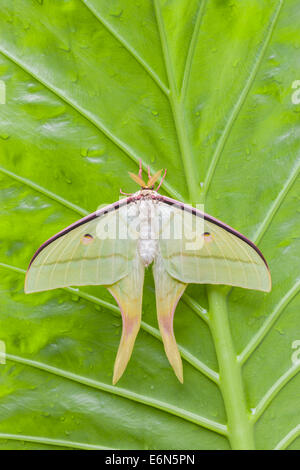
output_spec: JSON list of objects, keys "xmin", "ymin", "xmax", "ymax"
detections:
[
  {"xmin": 4, "ymin": 352, "xmax": 227, "ymax": 436},
  {"xmin": 0, "ymin": 262, "xmax": 219, "ymax": 384},
  {"xmin": 239, "ymin": 280, "xmax": 300, "ymax": 364},
  {"xmin": 253, "ymin": 158, "xmax": 300, "ymax": 244},
  {"xmin": 180, "ymin": 0, "xmax": 207, "ymax": 101},
  {"xmin": 0, "ymin": 433, "xmax": 111, "ymax": 450},
  {"xmin": 0, "ymin": 47, "xmax": 181, "ymax": 201},
  {"xmin": 0, "ymin": 165, "xmax": 88, "ymax": 217},
  {"xmin": 153, "ymin": 0, "xmax": 199, "ymax": 202},
  {"xmin": 80, "ymin": 0, "xmax": 170, "ymax": 96},
  {"xmin": 274, "ymin": 424, "xmax": 300, "ymax": 450},
  {"xmin": 251, "ymin": 363, "xmax": 300, "ymax": 422},
  {"xmin": 201, "ymin": 0, "xmax": 284, "ymax": 202}
]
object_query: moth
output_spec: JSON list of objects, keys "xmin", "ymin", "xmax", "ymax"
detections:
[{"xmin": 25, "ymin": 164, "xmax": 271, "ymax": 384}]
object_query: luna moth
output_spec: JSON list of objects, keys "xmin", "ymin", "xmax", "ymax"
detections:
[{"xmin": 25, "ymin": 164, "xmax": 271, "ymax": 384}]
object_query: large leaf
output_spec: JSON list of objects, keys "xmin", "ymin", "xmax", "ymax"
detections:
[{"xmin": 0, "ymin": 0, "xmax": 299, "ymax": 450}]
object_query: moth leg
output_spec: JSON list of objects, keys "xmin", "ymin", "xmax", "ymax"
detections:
[
  {"xmin": 138, "ymin": 158, "xmax": 143, "ymax": 178},
  {"xmin": 155, "ymin": 168, "xmax": 167, "ymax": 191},
  {"xmin": 119, "ymin": 189, "xmax": 132, "ymax": 196}
]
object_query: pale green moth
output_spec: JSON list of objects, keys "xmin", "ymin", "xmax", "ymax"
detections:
[{"xmin": 25, "ymin": 165, "xmax": 271, "ymax": 384}]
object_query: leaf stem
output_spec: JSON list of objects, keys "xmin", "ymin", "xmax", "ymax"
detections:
[
  {"xmin": 207, "ymin": 286, "xmax": 255, "ymax": 449},
  {"xmin": 153, "ymin": 2, "xmax": 254, "ymax": 449}
]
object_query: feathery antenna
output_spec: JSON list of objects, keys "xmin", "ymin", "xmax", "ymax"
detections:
[{"xmin": 128, "ymin": 161, "xmax": 167, "ymax": 190}]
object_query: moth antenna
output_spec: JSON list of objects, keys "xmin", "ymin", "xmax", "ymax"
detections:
[
  {"xmin": 128, "ymin": 171, "xmax": 146, "ymax": 187},
  {"xmin": 147, "ymin": 165, "xmax": 151, "ymax": 179},
  {"xmin": 155, "ymin": 168, "xmax": 167, "ymax": 191},
  {"xmin": 147, "ymin": 169, "xmax": 162, "ymax": 188},
  {"xmin": 138, "ymin": 158, "xmax": 142, "ymax": 178}
]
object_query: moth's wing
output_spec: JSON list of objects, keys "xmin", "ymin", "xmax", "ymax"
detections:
[
  {"xmin": 156, "ymin": 199, "xmax": 271, "ymax": 292},
  {"xmin": 153, "ymin": 253, "xmax": 186, "ymax": 383},
  {"xmin": 25, "ymin": 199, "xmax": 140, "ymax": 293},
  {"xmin": 108, "ymin": 253, "xmax": 145, "ymax": 385}
]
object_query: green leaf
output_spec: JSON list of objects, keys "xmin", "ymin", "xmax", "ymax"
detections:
[{"xmin": 0, "ymin": 0, "xmax": 299, "ymax": 450}]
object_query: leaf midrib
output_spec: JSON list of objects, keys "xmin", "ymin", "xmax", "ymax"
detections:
[
  {"xmin": 0, "ymin": 0, "xmax": 297, "ymax": 449},
  {"xmin": 151, "ymin": 0, "xmax": 294, "ymax": 451}
]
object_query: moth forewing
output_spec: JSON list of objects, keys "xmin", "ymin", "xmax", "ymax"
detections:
[
  {"xmin": 25, "ymin": 199, "xmax": 136, "ymax": 293},
  {"xmin": 156, "ymin": 198, "xmax": 271, "ymax": 292}
]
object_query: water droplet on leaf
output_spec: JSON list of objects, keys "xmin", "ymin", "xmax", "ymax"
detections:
[
  {"xmin": 80, "ymin": 148, "xmax": 89, "ymax": 157},
  {"xmin": 110, "ymin": 9, "xmax": 123, "ymax": 18}
]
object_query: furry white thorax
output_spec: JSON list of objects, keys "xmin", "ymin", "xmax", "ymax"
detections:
[{"xmin": 130, "ymin": 190, "xmax": 164, "ymax": 267}]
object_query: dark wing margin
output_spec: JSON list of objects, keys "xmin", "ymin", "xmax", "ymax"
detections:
[
  {"xmin": 155, "ymin": 193, "xmax": 271, "ymax": 292},
  {"xmin": 25, "ymin": 196, "xmax": 136, "ymax": 292},
  {"xmin": 27, "ymin": 196, "xmax": 134, "ymax": 269},
  {"xmin": 154, "ymin": 194, "xmax": 270, "ymax": 270}
]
